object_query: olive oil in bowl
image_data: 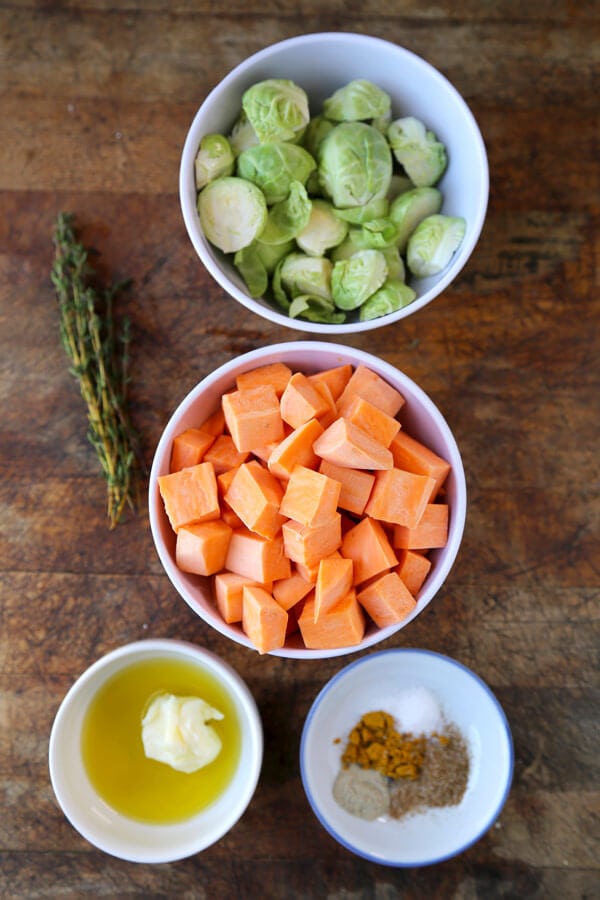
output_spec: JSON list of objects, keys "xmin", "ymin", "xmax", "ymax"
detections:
[{"xmin": 81, "ymin": 656, "xmax": 242, "ymax": 824}]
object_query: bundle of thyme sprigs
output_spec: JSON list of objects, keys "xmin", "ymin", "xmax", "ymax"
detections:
[{"xmin": 51, "ymin": 212, "xmax": 145, "ymax": 528}]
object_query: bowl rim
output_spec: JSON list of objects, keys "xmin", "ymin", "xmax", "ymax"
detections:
[
  {"xmin": 178, "ymin": 31, "xmax": 489, "ymax": 334},
  {"xmin": 48, "ymin": 638, "xmax": 264, "ymax": 863},
  {"xmin": 299, "ymin": 647, "xmax": 514, "ymax": 866},
  {"xmin": 148, "ymin": 340, "xmax": 467, "ymax": 659}
]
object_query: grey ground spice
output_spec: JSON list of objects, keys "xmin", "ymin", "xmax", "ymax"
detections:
[{"xmin": 389, "ymin": 723, "xmax": 470, "ymax": 819}]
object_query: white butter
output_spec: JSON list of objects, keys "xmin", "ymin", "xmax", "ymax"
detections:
[{"xmin": 141, "ymin": 693, "xmax": 224, "ymax": 773}]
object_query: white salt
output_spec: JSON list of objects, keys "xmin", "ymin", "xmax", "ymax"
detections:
[{"xmin": 386, "ymin": 686, "xmax": 443, "ymax": 735}]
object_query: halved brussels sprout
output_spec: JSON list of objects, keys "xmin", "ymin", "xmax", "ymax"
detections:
[
  {"xmin": 228, "ymin": 112, "xmax": 259, "ymax": 156},
  {"xmin": 258, "ymin": 181, "xmax": 312, "ymax": 245},
  {"xmin": 323, "ymin": 79, "xmax": 391, "ymax": 122},
  {"xmin": 302, "ymin": 115, "xmax": 335, "ymax": 158},
  {"xmin": 289, "ymin": 295, "xmax": 346, "ymax": 324},
  {"xmin": 234, "ymin": 244, "xmax": 268, "ymax": 297},
  {"xmin": 359, "ymin": 280, "xmax": 416, "ymax": 321},
  {"xmin": 387, "ymin": 117, "xmax": 447, "ymax": 187},
  {"xmin": 274, "ymin": 252, "xmax": 333, "ymax": 304},
  {"xmin": 406, "ymin": 214, "xmax": 466, "ymax": 277},
  {"xmin": 331, "ymin": 249, "xmax": 388, "ymax": 310},
  {"xmin": 194, "ymin": 134, "xmax": 235, "ymax": 190},
  {"xmin": 237, "ymin": 143, "xmax": 316, "ymax": 204},
  {"xmin": 389, "ymin": 186, "xmax": 443, "ymax": 252},
  {"xmin": 296, "ymin": 199, "xmax": 348, "ymax": 257},
  {"xmin": 242, "ymin": 79, "xmax": 310, "ymax": 144},
  {"xmin": 318, "ymin": 122, "xmax": 392, "ymax": 208},
  {"xmin": 333, "ymin": 196, "xmax": 389, "ymax": 224},
  {"xmin": 197, "ymin": 176, "xmax": 267, "ymax": 253}
]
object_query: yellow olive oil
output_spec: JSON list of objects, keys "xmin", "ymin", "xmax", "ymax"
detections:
[{"xmin": 81, "ymin": 656, "xmax": 242, "ymax": 824}]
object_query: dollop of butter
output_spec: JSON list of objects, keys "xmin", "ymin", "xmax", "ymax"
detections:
[{"xmin": 141, "ymin": 693, "xmax": 224, "ymax": 773}]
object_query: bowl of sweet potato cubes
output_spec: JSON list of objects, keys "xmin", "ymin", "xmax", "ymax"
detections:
[{"xmin": 149, "ymin": 342, "xmax": 466, "ymax": 659}]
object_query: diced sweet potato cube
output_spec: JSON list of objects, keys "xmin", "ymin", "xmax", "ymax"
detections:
[
  {"xmin": 279, "ymin": 465, "xmax": 341, "ymax": 526},
  {"xmin": 280, "ymin": 372, "xmax": 331, "ymax": 429},
  {"xmin": 225, "ymin": 528, "xmax": 291, "ymax": 583},
  {"xmin": 318, "ymin": 459, "xmax": 375, "ymax": 516},
  {"xmin": 199, "ymin": 408, "xmax": 226, "ymax": 437},
  {"xmin": 170, "ymin": 427, "xmax": 216, "ymax": 473},
  {"xmin": 222, "ymin": 384, "xmax": 284, "ymax": 452},
  {"xmin": 224, "ymin": 460, "xmax": 285, "ymax": 540},
  {"xmin": 341, "ymin": 395, "xmax": 400, "ymax": 448},
  {"xmin": 341, "ymin": 516, "xmax": 397, "ymax": 584},
  {"xmin": 395, "ymin": 550, "xmax": 432, "ymax": 596},
  {"xmin": 392, "ymin": 503, "xmax": 449, "ymax": 550},
  {"xmin": 272, "ymin": 570, "xmax": 313, "ymax": 611},
  {"xmin": 236, "ymin": 362, "xmax": 292, "ymax": 396},
  {"xmin": 175, "ymin": 520, "xmax": 233, "ymax": 576},
  {"xmin": 314, "ymin": 554, "xmax": 354, "ymax": 622},
  {"xmin": 267, "ymin": 418, "xmax": 324, "ymax": 481},
  {"xmin": 308, "ymin": 364, "xmax": 353, "ymax": 401},
  {"xmin": 282, "ymin": 514, "xmax": 342, "ymax": 568},
  {"xmin": 204, "ymin": 434, "xmax": 249, "ymax": 474},
  {"xmin": 337, "ymin": 364, "xmax": 405, "ymax": 417},
  {"xmin": 298, "ymin": 590, "xmax": 365, "ymax": 650},
  {"xmin": 313, "ymin": 417, "xmax": 393, "ymax": 470},
  {"xmin": 357, "ymin": 571, "xmax": 416, "ymax": 627},
  {"xmin": 213, "ymin": 571, "xmax": 272, "ymax": 623},
  {"xmin": 158, "ymin": 462, "xmax": 220, "ymax": 532},
  {"xmin": 242, "ymin": 584, "xmax": 288, "ymax": 654},
  {"xmin": 364, "ymin": 468, "xmax": 436, "ymax": 529},
  {"xmin": 389, "ymin": 431, "xmax": 451, "ymax": 500}
]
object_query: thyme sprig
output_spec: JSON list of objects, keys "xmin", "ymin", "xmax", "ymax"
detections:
[{"xmin": 51, "ymin": 212, "xmax": 145, "ymax": 528}]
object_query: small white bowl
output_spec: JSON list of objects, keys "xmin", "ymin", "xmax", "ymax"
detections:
[
  {"xmin": 149, "ymin": 341, "xmax": 467, "ymax": 659},
  {"xmin": 48, "ymin": 639, "xmax": 263, "ymax": 863},
  {"xmin": 179, "ymin": 32, "xmax": 488, "ymax": 333},
  {"xmin": 300, "ymin": 649, "xmax": 513, "ymax": 866}
]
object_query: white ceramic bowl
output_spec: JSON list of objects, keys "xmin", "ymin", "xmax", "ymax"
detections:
[
  {"xmin": 179, "ymin": 32, "xmax": 488, "ymax": 333},
  {"xmin": 149, "ymin": 341, "xmax": 467, "ymax": 659},
  {"xmin": 300, "ymin": 649, "xmax": 513, "ymax": 866},
  {"xmin": 48, "ymin": 639, "xmax": 263, "ymax": 863}
]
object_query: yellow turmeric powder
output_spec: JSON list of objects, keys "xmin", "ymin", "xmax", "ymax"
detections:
[{"xmin": 341, "ymin": 710, "xmax": 426, "ymax": 780}]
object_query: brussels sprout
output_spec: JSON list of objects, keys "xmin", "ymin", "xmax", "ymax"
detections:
[
  {"xmin": 387, "ymin": 173, "xmax": 414, "ymax": 202},
  {"xmin": 333, "ymin": 196, "xmax": 389, "ymax": 224},
  {"xmin": 258, "ymin": 181, "xmax": 312, "ymax": 245},
  {"xmin": 296, "ymin": 199, "xmax": 348, "ymax": 257},
  {"xmin": 236, "ymin": 143, "xmax": 316, "ymax": 204},
  {"xmin": 328, "ymin": 229, "xmax": 367, "ymax": 262},
  {"xmin": 274, "ymin": 252, "xmax": 333, "ymax": 304},
  {"xmin": 289, "ymin": 295, "xmax": 346, "ymax": 324},
  {"xmin": 197, "ymin": 176, "xmax": 267, "ymax": 253},
  {"xmin": 302, "ymin": 115, "xmax": 334, "ymax": 158},
  {"xmin": 370, "ymin": 110, "xmax": 392, "ymax": 135},
  {"xmin": 234, "ymin": 244, "xmax": 268, "ymax": 297},
  {"xmin": 380, "ymin": 245, "xmax": 406, "ymax": 282},
  {"xmin": 194, "ymin": 134, "xmax": 235, "ymax": 190},
  {"xmin": 242, "ymin": 79, "xmax": 310, "ymax": 144},
  {"xmin": 228, "ymin": 113, "xmax": 259, "ymax": 156},
  {"xmin": 389, "ymin": 186, "xmax": 443, "ymax": 252},
  {"xmin": 406, "ymin": 214, "xmax": 466, "ymax": 277},
  {"xmin": 323, "ymin": 79, "xmax": 391, "ymax": 122},
  {"xmin": 318, "ymin": 122, "xmax": 392, "ymax": 208},
  {"xmin": 255, "ymin": 238, "xmax": 295, "ymax": 274},
  {"xmin": 387, "ymin": 116, "xmax": 447, "ymax": 187},
  {"xmin": 359, "ymin": 217, "xmax": 399, "ymax": 249},
  {"xmin": 359, "ymin": 280, "xmax": 416, "ymax": 321},
  {"xmin": 331, "ymin": 249, "xmax": 388, "ymax": 310}
]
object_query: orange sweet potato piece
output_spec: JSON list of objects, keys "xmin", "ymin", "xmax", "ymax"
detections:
[
  {"xmin": 213, "ymin": 571, "xmax": 273, "ymax": 623},
  {"xmin": 282, "ymin": 514, "xmax": 342, "ymax": 568},
  {"xmin": 225, "ymin": 527, "xmax": 291, "ymax": 583},
  {"xmin": 341, "ymin": 395, "xmax": 400, "ymax": 448},
  {"xmin": 170, "ymin": 427, "xmax": 216, "ymax": 473},
  {"xmin": 175, "ymin": 520, "xmax": 233, "ymax": 576},
  {"xmin": 308, "ymin": 364, "xmax": 353, "ymax": 401},
  {"xmin": 337, "ymin": 364, "xmax": 405, "ymax": 417},
  {"xmin": 242, "ymin": 584, "xmax": 288, "ymax": 654},
  {"xmin": 279, "ymin": 464, "xmax": 341, "ymax": 526},
  {"xmin": 199, "ymin": 408, "xmax": 226, "ymax": 437},
  {"xmin": 224, "ymin": 460, "xmax": 285, "ymax": 540},
  {"xmin": 341, "ymin": 516, "xmax": 397, "ymax": 584},
  {"xmin": 318, "ymin": 458, "xmax": 375, "ymax": 516},
  {"xmin": 204, "ymin": 434, "xmax": 249, "ymax": 474},
  {"xmin": 267, "ymin": 418, "xmax": 324, "ymax": 480},
  {"xmin": 314, "ymin": 554, "xmax": 354, "ymax": 622},
  {"xmin": 158, "ymin": 462, "xmax": 220, "ymax": 532},
  {"xmin": 389, "ymin": 431, "xmax": 451, "ymax": 500},
  {"xmin": 236, "ymin": 362, "xmax": 292, "ymax": 396},
  {"xmin": 357, "ymin": 570, "xmax": 416, "ymax": 627},
  {"xmin": 395, "ymin": 550, "xmax": 432, "ymax": 596},
  {"xmin": 364, "ymin": 468, "xmax": 436, "ymax": 529},
  {"xmin": 280, "ymin": 372, "xmax": 331, "ymax": 430},
  {"xmin": 222, "ymin": 384, "xmax": 284, "ymax": 452},
  {"xmin": 272, "ymin": 570, "xmax": 313, "ymax": 611},
  {"xmin": 392, "ymin": 503, "xmax": 449, "ymax": 550},
  {"xmin": 313, "ymin": 417, "xmax": 393, "ymax": 470},
  {"xmin": 298, "ymin": 589, "xmax": 365, "ymax": 650}
]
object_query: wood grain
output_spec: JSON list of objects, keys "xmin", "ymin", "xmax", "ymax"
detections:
[{"xmin": 0, "ymin": 2, "xmax": 598, "ymax": 897}]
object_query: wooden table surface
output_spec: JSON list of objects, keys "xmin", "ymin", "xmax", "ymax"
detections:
[{"xmin": 1, "ymin": 2, "xmax": 598, "ymax": 897}]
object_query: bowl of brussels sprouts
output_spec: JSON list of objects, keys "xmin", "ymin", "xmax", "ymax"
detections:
[{"xmin": 180, "ymin": 33, "xmax": 488, "ymax": 332}]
